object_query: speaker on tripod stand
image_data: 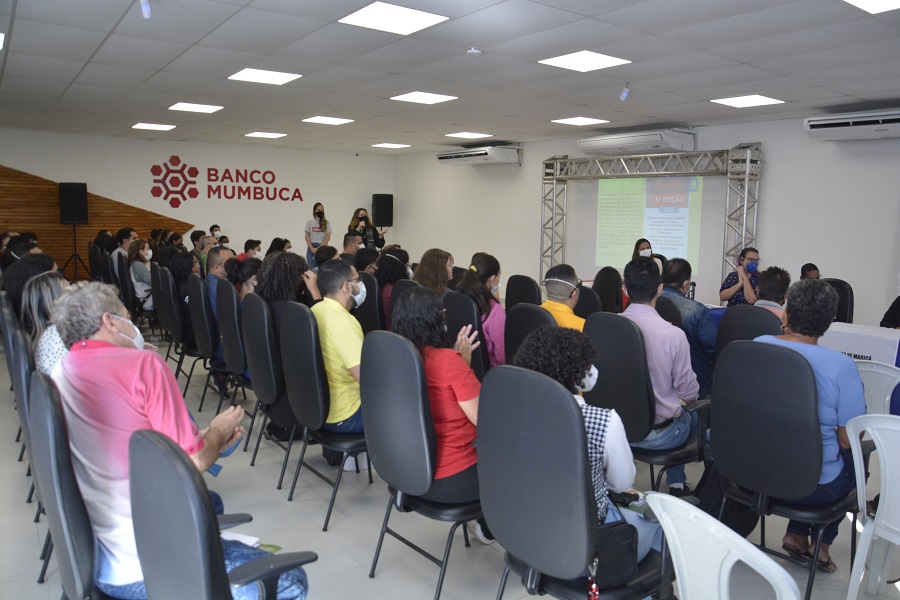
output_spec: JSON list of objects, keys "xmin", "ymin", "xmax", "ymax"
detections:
[{"xmin": 59, "ymin": 182, "xmax": 90, "ymax": 282}]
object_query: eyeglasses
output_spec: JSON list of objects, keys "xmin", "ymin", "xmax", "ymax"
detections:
[{"xmin": 744, "ymin": 257, "xmax": 760, "ymax": 263}]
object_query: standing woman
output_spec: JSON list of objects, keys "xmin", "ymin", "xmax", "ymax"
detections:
[
  {"xmin": 719, "ymin": 246, "xmax": 760, "ymax": 306},
  {"xmin": 127, "ymin": 239, "xmax": 154, "ymax": 309},
  {"xmin": 304, "ymin": 203, "xmax": 332, "ymax": 269},
  {"xmin": 456, "ymin": 252, "xmax": 506, "ymax": 367},
  {"xmin": 348, "ymin": 207, "xmax": 387, "ymax": 250},
  {"xmin": 414, "ymin": 248, "xmax": 454, "ymax": 299}
]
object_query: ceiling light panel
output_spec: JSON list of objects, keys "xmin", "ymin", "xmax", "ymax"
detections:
[
  {"xmin": 551, "ymin": 117, "xmax": 610, "ymax": 126},
  {"xmin": 246, "ymin": 132, "xmax": 287, "ymax": 138},
  {"xmin": 538, "ymin": 50, "xmax": 631, "ymax": 73},
  {"xmin": 445, "ymin": 131, "xmax": 492, "ymax": 139},
  {"xmin": 390, "ymin": 91, "xmax": 457, "ymax": 104},
  {"xmin": 169, "ymin": 102, "xmax": 224, "ymax": 113},
  {"xmin": 840, "ymin": 0, "xmax": 900, "ymax": 13},
  {"xmin": 710, "ymin": 94, "xmax": 784, "ymax": 107},
  {"xmin": 133, "ymin": 123, "xmax": 175, "ymax": 130},
  {"xmin": 302, "ymin": 116, "xmax": 354, "ymax": 125},
  {"xmin": 0, "ymin": 33, "xmax": 5, "ymax": 51},
  {"xmin": 339, "ymin": 2, "xmax": 449, "ymax": 35},
  {"xmin": 372, "ymin": 143, "xmax": 410, "ymax": 148},
  {"xmin": 228, "ymin": 68, "xmax": 302, "ymax": 85}
]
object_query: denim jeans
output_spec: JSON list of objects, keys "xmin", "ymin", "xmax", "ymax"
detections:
[
  {"xmin": 782, "ymin": 451, "xmax": 856, "ymax": 545},
  {"xmin": 630, "ymin": 410, "xmax": 697, "ymax": 485},
  {"xmin": 306, "ymin": 243, "xmax": 320, "ymax": 269},
  {"xmin": 321, "ymin": 406, "xmax": 364, "ymax": 433}
]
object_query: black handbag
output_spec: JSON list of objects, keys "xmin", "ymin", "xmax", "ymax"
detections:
[{"xmin": 590, "ymin": 520, "xmax": 638, "ymax": 589}]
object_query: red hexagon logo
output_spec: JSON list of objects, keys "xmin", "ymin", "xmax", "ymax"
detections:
[{"xmin": 150, "ymin": 155, "xmax": 199, "ymax": 208}]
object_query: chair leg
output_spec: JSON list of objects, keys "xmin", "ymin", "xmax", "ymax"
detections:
[
  {"xmin": 648, "ymin": 464, "xmax": 656, "ymax": 490},
  {"xmin": 34, "ymin": 501, "xmax": 42, "ymax": 523},
  {"xmin": 495, "ymin": 565, "xmax": 511, "ymax": 600},
  {"xmin": 867, "ymin": 537, "xmax": 895, "ymax": 595},
  {"xmin": 250, "ymin": 413, "xmax": 268, "ymax": 466},
  {"xmin": 652, "ymin": 465, "xmax": 666, "ymax": 492},
  {"xmin": 15, "ymin": 425, "xmax": 21, "ymax": 443},
  {"xmin": 369, "ymin": 496, "xmax": 395, "ymax": 578},
  {"xmin": 198, "ymin": 369, "xmax": 214, "ymax": 412},
  {"xmin": 39, "ymin": 529, "xmax": 51, "ymax": 559},
  {"xmin": 433, "ymin": 521, "xmax": 463, "ymax": 600},
  {"xmin": 173, "ymin": 349, "xmax": 186, "ymax": 380},
  {"xmin": 802, "ymin": 527, "xmax": 825, "ymax": 600},
  {"xmin": 322, "ymin": 454, "xmax": 349, "ymax": 531},
  {"xmin": 243, "ymin": 401, "xmax": 260, "ymax": 452},
  {"xmin": 18, "ymin": 440, "xmax": 26, "ymax": 462},
  {"xmin": 26, "ymin": 481, "xmax": 34, "ymax": 504},
  {"xmin": 276, "ymin": 425, "xmax": 297, "ymax": 490},
  {"xmin": 37, "ymin": 535, "xmax": 53, "ymax": 583},
  {"xmin": 287, "ymin": 437, "xmax": 311, "ymax": 501},
  {"xmin": 180, "ymin": 356, "xmax": 202, "ymax": 397},
  {"xmin": 847, "ymin": 522, "xmax": 875, "ymax": 600}
]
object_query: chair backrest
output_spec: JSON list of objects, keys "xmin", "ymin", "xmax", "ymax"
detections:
[
  {"xmin": 712, "ymin": 341, "xmax": 821, "ymax": 500},
  {"xmin": 187, "ymin": 273, "xmax": 217, "ymax": 360},
  {"xmin": 158, "ymin": 267, "xmax": 185, "ymax": 345},
  {"xmin": 442, "ymin": 290, "xmax": 489, "ymax": 381},
  {"xmin": 116, "ymin": 253, "xmax": 136, "ymax": 311},
  {"xmin": 582, "ymin": 312, "xmax": 655, "ymax": 442},
  {"xmin": 655, "ymin": 295, "xmax": 683, "ymax": 328},
  {"xmin": 360, "ymin": 331, "xmax": 435, "ymax": 496},
  {"xmin": 130, "ymin": 430, "xmax": 231, "ymax": 600},
  {"xmin": 647, "ymin": 494, "xmax": 801, "ymax": 600},
  {"xmin": 389, "ymin": 278, "xmax": 420, "ymax": 326},
  {"xmin": 352, "ymin": 270, "xmax": 383, "ymax": 334},
  {"xmin": 847, "ymin": 414, "xmax": 900, "ymax": 543},
  {"xmin": 150, "ymin": 262, "xmax": 168, "ymax": 331},
  {"xmin": 824, "ymin": 278, "xmax": 854, "ymax": 323},
  {"xmin": 504, "ymin": 303, "xmax": 556, "ymax": 362},
  {"xmin": 479, "ymin": 365, "xmax": 595, "ymax": 580},
  {"xmin": 573, "ymin": 284, "xmax": 601, "ymax": 319},
  {"xmin": 241, "ymin": 293, "xmax": 284, "ymax": 408},
  {"xmin": 854, "ymin": 359, "xmax": 900, "ymax": 415},
  {"xmin": 505, "ymin": 274, "xmax": 541, "ymax": 310},
  {"xmin": 0, "ymin": 292, "xmax": 18, "ymax": 384},
  {"xmin": 11, "ymin": 327, "xmax": 36, "ymax": 453},
  {"xmin": 714, "ymin": 304, "xmax": 783, "ymax": 356},
  {"xmin": 280, "ymin": 301, "xmax": 330, "ymax": 429},
  {"xmin": 88, "ymin": 242, "xmax": 102, "ymax": 281},
  {"xmin": 216, "ymin": 277, "xmax": 246, "ymax": 375},
  {"xmin": 104, "ymin": 252, "xmax": 119, "ymax": 287},
  {"xmin": 28, "ymin": 372, "xmax": 98, "ymax": 600}
]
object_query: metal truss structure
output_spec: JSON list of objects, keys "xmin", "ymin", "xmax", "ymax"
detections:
[{"xmin": 539, "ymin": 144, "xmax": 762, "ymax": 281}]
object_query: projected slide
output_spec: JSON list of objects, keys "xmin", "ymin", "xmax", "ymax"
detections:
[{"xmin": 595, "ymin": 176, "xmax": 703, "ymax": 269}]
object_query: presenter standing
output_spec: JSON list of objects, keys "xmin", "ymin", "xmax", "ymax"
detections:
[
  {"xmin": 348, "ymin": 208, "xmax": 386, "ymax": 250},
  {"xmin": 305, "ymin": 202, "xmax": 332, "ymax": 269},
  {"xmin": 719, "ymin": 247, "xmax": 760, "ymax": 306}
]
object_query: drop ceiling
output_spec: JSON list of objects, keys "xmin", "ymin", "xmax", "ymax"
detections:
[{"xmin": 0, "ymin": 0, "xmax": 898, "ymax": 154}]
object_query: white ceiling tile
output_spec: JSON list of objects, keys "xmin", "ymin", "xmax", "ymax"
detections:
[
  {"xmin": 93, "ymin": 35, "xmax": 190, "ymax": 70},
  {"xmin": 595, "ymin": 0, "xmax": 790, "ymax": 34},
  {"xmin": 114, "ymin": 0, "xmax": 242, "ymax": 44},
  {"xmin": 15, "ymin": 0, "xmax": 130, "ymax": 31},
  {"xmin": 3, "ymin": 53, "xmax": 85, "ymax": 82},
  {"xmin": 137, "ymin": 71, "xmax": 221, "ymax": 95},
  {"xmin": 246, "ymin": 0, "xmax": 369, "ymax": 21},
  {"xmin": 486, "ymin": 18, "xmax": 637, "ymax": 61},
  {"xmin": 300, "ymin": 65, "xmax": 393, "ymax": 92},
  {"xmin": 276, "ymin": 23, "xmax": 397, "ymax": 63},
  {"xmin": 751, "ymin": 39, "xmax": 900, "ymax": 76},
  {"xmin": 200, "ymin": 8, "xmax": 326, "ymax": 53},
  {"xmin": 639, "ymin": 64, "xmax": 779, "ymax": 93},
  {"xmin": 596, "ymin": 34, "xmax": 693, "ymax": 62},
  {"xmin": 8, "ymin": 20, "xmax": 107, "ymax": 61},
  {"xmin": 531, "ymin": 0, "xmax": 649, "ymax": 17},
  {"xmin": 613, "ymin": 51, "xmax": 737, "ymax": 80},
  {"xmin": 796, "ymin": 58, "xmax": 900, "ymax": 87},
  {"xmin": 345, "ymin": 39, "xmax": 459, "ymax": 73},
  {"xmin": 0, "ymin": 76, "xmax": 69, "ymax": 97},
  {"xmin": 342, "ymin": 74, "xmax": 446, "ymax": 98},
  {"xmin": 164, "ymin": 46, "xmax": 266, "ymax": 77},
  {"xmin": 405, "ymin": 54, "xmax": 529, "ymax": 82},
  {"xmin": 75, "ymin": 63, "xmax": 156, "ymax": 89}
]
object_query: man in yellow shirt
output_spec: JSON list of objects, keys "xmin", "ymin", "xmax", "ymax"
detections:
[
  {"xmin": 311, "ymin": 260, "xmax": 366, "ymax": 433},
  {"xmin": 540, "ymin": 264, "xmax": 585, "ymax": 331}
]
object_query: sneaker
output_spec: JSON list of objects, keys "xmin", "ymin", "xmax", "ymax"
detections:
[
  {"xmin": 668, "ymin": 483, "xmax": 693, "ymax": 498},
  {"xmin": 467, "ymin": 519, "xmax": 494, "ymax": 545},
  {"xmin": 343, "ymin": 453, "xmax": 368, "ymax": 471}
]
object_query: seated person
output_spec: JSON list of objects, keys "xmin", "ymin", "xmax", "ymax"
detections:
[
  {"xmin": 21, "ymin": 270, "xmax": 69, "ymax": 374},
  {"xmin": 880, "ymin": 295, "xmax": 900, "ymax": 329},
  {"xmin": 373, "ymin": 247, "xmax": 409, "ymax": 330},
  {"xmin": 757, "ymin": 279, "xmax": 866, "ymax": 572},
  {"xmin": 1, "ymin": 252, "xmax": 57, "ymax": 320},
  {"xmin": 513, "ymin": 327, "xmax": 662, "ymax": 563},
  {"xmin": 592, "ymin": 266, "xmax": 626, "ymax": 314},
  {"xmin": 413, "ymin": 248, "xmax": 453, "ymax": 299},
  {"xmin": 168, "ymin": 251, "xmax": 199, "ymax": 351},
  {"xmin": 800, "ymin": 263, "xmax": 821, "ymax": 280},
  {"xmin": 755, "ymin": 266, "xmax": 791, "ymax": 319},
  {"xmin": 392, "ymin": 286, "xmax": 492, "ymax": 543},
  {"xmin": 50, "ymin": 282, "xmax": 308, "ymax": 599},
  {"xmin": 127, "ymin": 239, "xmax": 154, "ymax": 310},
  {"xmin": 456, "ymin": 252, "xmax": 506, "ymax": 367},
  {"xmin": 354, "ymin": 247, "xmax": 380, "ymax": 275},
  {"xmin": 719, "ymin": 247, "xmax": 760, "ymax": 306},
  {"xmin": 225, "ymin": 257, "xmax": 261, "ymax": 302},
  {"xmin": 313, "ymin": 245, "xmax": 338, "ymax": 272},
  {"xmin": 540, "ymin": 263, "xmax": 585, "ymax": 331}
]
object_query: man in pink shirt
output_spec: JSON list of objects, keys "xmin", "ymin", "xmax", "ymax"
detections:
[
  {"xmin": 621, "ymin": 257, "xmax": 699, "ymax": 497},
  {"xmin": 50, "ymin": 282, "xmax": 308, "ymax": 600}
]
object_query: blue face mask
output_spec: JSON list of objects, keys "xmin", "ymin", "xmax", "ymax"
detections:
[{"xmin": 745, "ymin": 261, "xmax": 758, "ymax": 274}]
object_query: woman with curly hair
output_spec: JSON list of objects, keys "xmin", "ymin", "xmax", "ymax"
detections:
[
  {"xmin": 512, "ymin": 327, "xmax": 661, "ymax": 563},
  {"xmin": 456, "ymin": 252, "xmax": 506, "ymax": 367},
  {"xmin": 225, "ymin": 257, "xmax": 261, "ymax": 302},
  {"xmin": 413, "ymin": 248, "xmax": 453, "ymax": 299},
  {"xmin": 374, "ymin": 247, "xmax": 409, "ymax": 330}
]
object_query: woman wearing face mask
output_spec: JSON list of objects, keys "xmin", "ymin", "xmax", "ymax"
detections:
[
  {"xmin": 631, "ymin": 238, "xmax": 663, "ymax": 277},
  {"xmin": 456, "ymin": 252, "xmax": 506, "ymax": 367},
  {"xmin": 305, "ymin": 203, "xmax": 332, "ymax": 269},
  {"xmin": 265, "ymin": 237, "xmax": 293, "ymax": 256},
  {"xmin": 513, "ymin": 327, "xmax": 662, "ymax": 564},
  {"xmin": 225, "ymin": 257, "xmax": 261, "ymax": 303},
  {"xmin": 127, "ymin": 239, "xmax": 154, "ymax": 310},
  {"xmin": 373, "ymin": 247, "xmax": 409, "ymax": 330},
  {"xmin": 348, "ymin": 208, "xmax": 386, "ymax": 251},
  {"xmin": 719, "ymin": 246, "xmax": 760, "ymax": 306}
]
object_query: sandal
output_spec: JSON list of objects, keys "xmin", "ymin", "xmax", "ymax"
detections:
[
  {"xmin": 805, "ymin": 551, "xmax": 838, "ymax": 574},
  {"xmin": 781, "ymin": 542, "xmax": 809, "ymax": 562}
]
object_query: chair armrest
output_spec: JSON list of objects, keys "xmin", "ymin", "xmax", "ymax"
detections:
[
  {"xmin": 228, "ymin": 551, "xmax": 318, "ymax": 598},
  {"xmin": 685, "ymin": 398, "xmax": 711, "ymax": 461},
  {"xmin": 217, "ymin": 513, "xmax": 253, "ymax": 530},
  {"xmin": 685, "ymin": 398, "xmax": 710, "ymax": 413}
]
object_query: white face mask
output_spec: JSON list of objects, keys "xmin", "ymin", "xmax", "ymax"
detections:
[
  {"xmin": 639, "ymin": 248, "xmax": 652, "ymax": 258},
  {"xmin": 144, "ymin": 249, "xmax": 153, "ymax": 260},
  {"xmin": 407, "ymin": 267, "xmax": 414, "ymax": 279},
  {"xmin": 220, "ymin": 243, "xmax": 229, "ymax": 249},
  {"xmin": 253, "ymin": 249, "xmax": 263, "ymax": 258},
  {"xmin": 113, "ymin": 314, "xmax": 144, "ymax": 350},
  {"xmin": 576, "ymin": 365, "xmax": 599, "ymax": 393},
  {"xmin": 491, "ymin": 277, "xmax": 501, "ymax": 295},
  {"xmin": 285, "ymin": 247, "xmax": 295, "ymax": 254},
  {"xmin": 350, "ymin": 279, "xmax": 366, "ymax": 307}
]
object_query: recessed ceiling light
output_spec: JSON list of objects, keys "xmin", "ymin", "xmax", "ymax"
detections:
[
  {"xmin": 390, "ymin": 91, "xmax": 457, "ymax": 105},
  {"xmin": 445, "ymin": 132, "xmax": 492, "ymax": 139},
  {"xmin": 339, "ymin": 2, "xmax": 448, "ymax": 35},
  {"xmin": 169, "ymin": 102, "xmax": 223, "ymax": 113},
  {"xmin": 552, "ymin": 117, "xmax": 610, "ymax": 126},
  {"xmin": 840, "ymin": 0, "xmax": 900, "ymax": 13},
  {"xmin": 538, "ymin": 50, "xmax": 630, "ymax": 73},
  {"xmin": 302, "ymin": 116, "xmax": 355, "ymax": 125},
  {"xmin": 710, "ymin": 94, "xmax": 784, "ymax": 108},
  {"xmin": 245, "ymin": 132, "xmax": 287, "ymax": 138},
  {"xmin": 372, "ymin": 143, "xmax": 411, "ymax": 149},
  {"xmin": 228, "ymin": 68, "xmax": 301, "ymax": 86},
  {"xmin": 0, "ymin": 33, "xmax": 5, "ymax": 51},
  {"xmin": 133, "ymin": 123, "xmax": 175, "ymax": 131}
]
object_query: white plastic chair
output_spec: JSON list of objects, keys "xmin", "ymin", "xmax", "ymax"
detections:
[
  {"xmin": 846, "ymin": 414, "xmax": 900, "ymax": 600},
  {"xmin": 854, "ymin": 360, "xmax": 900, "ymax": 415},
  {"xmin": 647, "ymin": 493, "xmax": 801, "ymax": 600}
]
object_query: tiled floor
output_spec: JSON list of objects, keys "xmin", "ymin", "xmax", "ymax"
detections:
[{"xmin": 1, "ymin": 339, "xmax": 898, "ymax": 600}]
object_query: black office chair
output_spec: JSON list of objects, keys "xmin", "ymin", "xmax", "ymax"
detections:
[
  {"xmin": 714, "ymin": 304, "xmax": 783, "ymax": 357},
  {"xmin": 362, "ymin": 331, "xmax": 482, "ymax": 600},
  {"xmin": 712, "ymin": 341, "xmax": 858, "ymax": 600},
  {"xmin": 129, "ymin": 430, "xmax": 318, "ymax": 600},
  {"xmin": 103, "ymin": 251, "xmax": 119, "ymax": 287},
  {"xmin": 505, "ymin": 274, "xmax": 541, "ymax": 310},
  {"xmin": 28, "ymin": 372, "xmax": 114, "ymax": 599},
  {"xmin": 187, "ymin": 274, "xmax": 229, "ymax": 413},
  {"xmin": 150, "ymin": 262, "xmax": 176, "ymax": 365},
  {"xmin": 216, "ymin": 278, "xmax": 258, "ymax": 448},
  {"xmin": 442, "ymin": 290, "xmax": 489, "ymax": 380},
  {"xmin": 824, "ymin": 278, "xmax": 854, "ymax": 323},
  {"xmin": 389, "ymin": 278, "xmax": 420, "ymax": 327},
  {"xmin": 280, "ymin": 301, "xmax": 372, "ymax": 529},
  {"xmin": 1, "ymin": 293, "xmax": 26, "ymax": 457},
  {"xmin": 583, "ymin": 312, "xmax": 708, "ymax": 491},
  {"xmin": 158, "ymin": 267, "xmax": 204, "ymax": 396},
  {"xmin": 504, "ymin": 303, "xmax": 556, "ymax": 363},
  {"xmin": 573, "ymin": 285, "xmax": 602, "ymax": 319},
  {"xmin": 654, "ymin": 295, "xmax": 683, "ymax": 328},
  {"xmin": 478, "ymin": 365, "xmax": 667, "ymax": 600},
  {"xmin": 88, "ymin": 241, "xmax": 103, "ymax": 281},
  {"xmin": 351, "ymin": 270, "xmax": 383, "ymax": 334},
  {"xmin": 116, "ymin": 253, "xmax": 156, "ymax": 334}
]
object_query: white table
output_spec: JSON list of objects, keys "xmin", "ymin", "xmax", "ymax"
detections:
[{"xmin": 819, "ymin": 322, "xmax": 900, "ymax": 367}]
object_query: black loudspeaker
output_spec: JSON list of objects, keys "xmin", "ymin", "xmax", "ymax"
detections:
[
  {"xmin": 372, "ymin": 193, "xmax": 393, "ymax": 227},
  {"xmin": 59, "ymin": 182, "xmax": 89, "ymax": 225}
]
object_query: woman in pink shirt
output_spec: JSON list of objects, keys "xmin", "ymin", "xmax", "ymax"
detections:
[{"xmin": 456, "ymin": 252, "xmax": 506, "ymax": 367}]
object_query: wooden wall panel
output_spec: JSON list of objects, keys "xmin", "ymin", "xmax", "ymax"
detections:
[{"xmin": 0, "ymin": 164, "xmax": 193, "ymax": 281}]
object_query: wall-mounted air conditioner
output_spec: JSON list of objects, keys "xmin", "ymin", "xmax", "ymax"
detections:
[
  {"xmin": 436, "ymin": 146, "xmax": 520, "ymax": 165},
  {"xmin": 577, "ymin": 130, "xmax": 695, "ymax": 156},
  {"xmin": 804, "ymin": 109, "xmax": 900, "ymax": 141}
]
